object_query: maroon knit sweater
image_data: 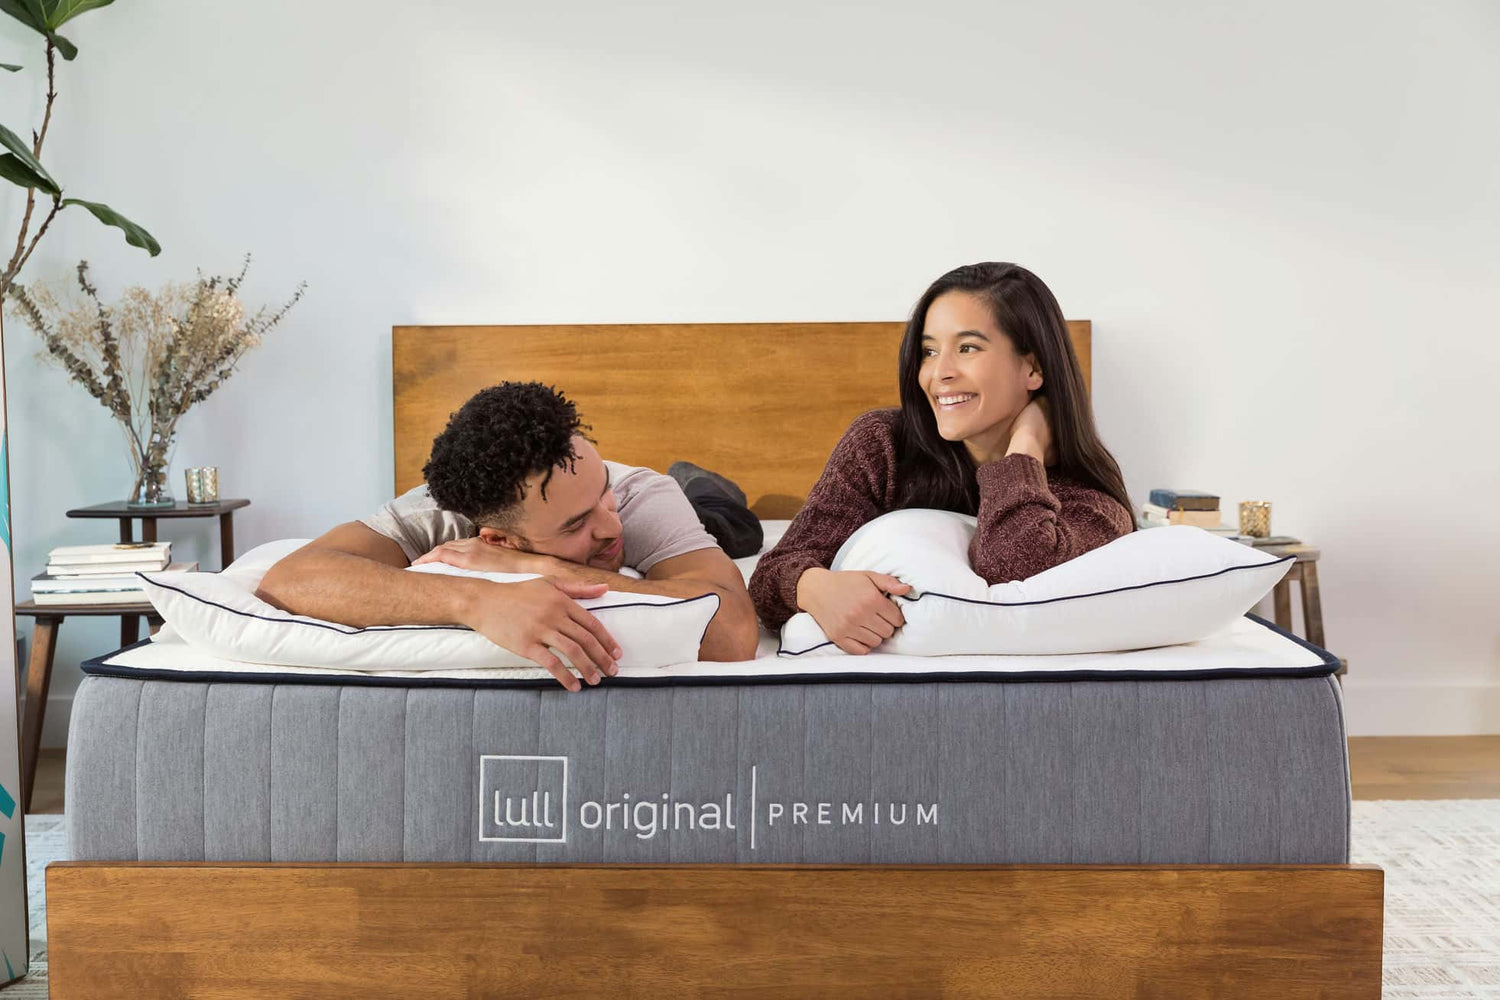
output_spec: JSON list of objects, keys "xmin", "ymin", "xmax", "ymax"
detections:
[{"xmin": 749, "ymin": 408, "xmax": 1135, "ymax": 629}]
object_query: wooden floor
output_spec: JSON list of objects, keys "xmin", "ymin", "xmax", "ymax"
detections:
[
  {"xmin": 1346, "ymin": 735, "xmax": 1500, "ymax": 800},
  {"xmin": 31, "ymin": 748, "xmax": 65, "ymax": 815},
  {"xmin": 24, "ymin": 737, "xmax": 1500, "ymax": 816}
]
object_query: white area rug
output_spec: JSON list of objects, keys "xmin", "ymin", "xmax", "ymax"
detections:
[
  {"xmin": 8, "ymin": 802, "xmax": 1499, "ymax": 997},
  {"xmin": 1352, "ymin": 800, "xmax": 1500, "ymax": 997}
]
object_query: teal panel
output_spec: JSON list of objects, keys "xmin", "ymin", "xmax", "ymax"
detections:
[{"xmin": 0, "ymin": 432, "xmax": 8, "ymax": 552}]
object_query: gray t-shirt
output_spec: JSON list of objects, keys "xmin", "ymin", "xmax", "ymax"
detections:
[{"xmin": 361, "ymin": 460, "xmax": 717, "ymax": 574}]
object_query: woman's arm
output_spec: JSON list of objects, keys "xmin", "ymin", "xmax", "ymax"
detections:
[
  {"xmin": 748, "ymin": 410, "xmax": 897, "ymax": 629},
  {"xmin": 968, "ymin": 455, "xmax": 1133, "ymax": 584}
]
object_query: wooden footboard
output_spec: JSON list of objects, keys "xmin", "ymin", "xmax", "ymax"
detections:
[{"xmin": 47, "ymin": 862, "xmax": 1383, "ymax": 998}]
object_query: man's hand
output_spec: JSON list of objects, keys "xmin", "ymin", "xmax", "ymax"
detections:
[
  {"xmin": 795, "ymin": 568, "xmax": 912, "ymax": 655},
  {"xmin": 468, "ymin": 578, "xmax": 624, "ymax": 692},
  {"xmin": 414, "ymin": 537, "xmax": 545, "ymax": 575}
]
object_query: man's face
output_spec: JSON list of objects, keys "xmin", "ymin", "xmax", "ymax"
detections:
[{"xmin": 485, "ymin": 436, "xmax": 626, "ymax": 572}]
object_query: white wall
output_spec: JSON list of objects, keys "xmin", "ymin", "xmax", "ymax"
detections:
[{"xmin": 2, "ymin": 1, "xmax": 1496, "ymax": 742}]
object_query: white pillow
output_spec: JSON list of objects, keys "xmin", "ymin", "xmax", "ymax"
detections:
[
  {"xmin": 140, "ymin": 539, "xmax": 719, "ymax": 672},
  {"xmin": 779, "ymin": 511, "xmax": 1292, "ymax": 656}
]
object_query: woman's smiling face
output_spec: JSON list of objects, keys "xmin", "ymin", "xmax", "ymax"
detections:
[{"xmin": 917, "ymin": 290, "xmax": 1042, "ymax": 456}]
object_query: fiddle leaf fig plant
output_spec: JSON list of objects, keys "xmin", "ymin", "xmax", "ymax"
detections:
[{"xmin": 0, "ymin": 0, "xmax": 159, "ymax": 304}]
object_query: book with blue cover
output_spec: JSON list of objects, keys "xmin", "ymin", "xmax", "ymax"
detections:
[{"xmin": 1148, "ymin": 488, "xmax": 1219, "ymax": 512}]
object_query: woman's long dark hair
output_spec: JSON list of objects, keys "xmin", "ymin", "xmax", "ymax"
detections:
[{"xmin": 894, "ymin": 262, "xmax": 1134, "ymax": 526}]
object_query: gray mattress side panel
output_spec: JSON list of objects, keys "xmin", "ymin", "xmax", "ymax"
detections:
[
  {"xmin": 137, "ymin": 681, "xmax": 208, "ymax": 860},
  {"xmin": 802, "ymin": 686, "xmax": 873, "ymax": 863},
  {"xmin": 872, "ymin": 685, "xmax": 939, "ymax": 863},
  {"xmin": 537, "ymin": 685, "xmax": 605, "ymax": 863},
  {"xmin": 471, "ymin": 688, "xmax": 541, "ymax": 863},
  {"xmin": 1138, "ymin": 682, "xmax": 1211, "ymax": 862},
  {"xmin": 66, "ymin": 675, "xmax": 1351, "ymax": 864},
  {"xmin": 404, "ymin": 689, "xmax": 473, "ymax": 862},
  {"xmin": 336, "ymin": 688, "xmax": 406, "ymax": 861},
  {"xmin": 204, "ymin": 685, "xmax": 272, "ymax": 861},
  {"xmin": 667, "ymin": 688, "xmax": 741, "ymax": 862},
  {"xmin": 269, "ymin": 686, "xmax": 339, "ymax": 861},
  {"xmin": 65, "ymin": 677, "xmax": 142, "ymax": 861},
  {"xmin": 736, "ymin": 686, "xmax": 805, "ymax": 859},
  {"xmin": 936, "ymin": 683, "xmax": 1004, "ymax": 861},
  {"xmin": 1069, "ymin": 683, "xmax": 1142, "ymax": 864}
]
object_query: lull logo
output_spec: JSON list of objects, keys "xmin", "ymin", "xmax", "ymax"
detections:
[
  {"xmin": 479, "ymin": 754, "xmax": 939, "ymax": 847},
  {"xmin": 479, "ymin": 755, "xmax": 568, "ymax": 843}
]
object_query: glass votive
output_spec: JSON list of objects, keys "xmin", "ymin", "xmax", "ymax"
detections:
[
  {"xmin": 1238, "ymin": 500, "xmax": 1271, "ymax": 538},
  {"xmin": 185, "ymin": 466, "xmax": 219, "ymax": 505}
]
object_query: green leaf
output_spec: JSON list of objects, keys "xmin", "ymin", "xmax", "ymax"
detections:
[
  {"xmin": 0, "ymin": 64, "xmax": 20, "ymax": 72},
  {"xmin": 0, "ymin": 0, "xmax": 44, "ymax": 32},
  {"xmin": 60, "ymin": 197, "xmax": 161, "ymax": 256},
  {"xmin": 43, "ymin": 0, "xmax": 113, "ymax": 28},
  {"xmin": 0, "ymin": 0, "xmax": 80, "ymax": 58},
  {"xmin": 0, "ymin": 122, "xmax": 58, "ymax": 194},
  {"xmin": 0, "ymin": 152, "xmax": 54, "ymax": 190},
  {"xmin": 46, "ymin": 29, "xmax": 76, "ymax": 60}
]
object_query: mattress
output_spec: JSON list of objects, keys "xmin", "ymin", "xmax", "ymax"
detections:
[
  {"xmin": 85, "ymin": 612, "xmax": 1334, "ymax": 686},
  {"xmin": 67, "ymin": 614, "xmax": 1349, "ymax": 864}
]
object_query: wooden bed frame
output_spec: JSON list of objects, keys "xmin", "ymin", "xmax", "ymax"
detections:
[{"xmin": 45, "ymin": 321, "xmax": 1383, "ymax": 998}]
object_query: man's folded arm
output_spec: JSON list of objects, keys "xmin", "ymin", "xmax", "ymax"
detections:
[
  {"xmin": 256, "ymin": 521, "xmax": 490, "ymax": 627},
  {"xmin": 255, "ymin": 522, "xmax": 622, "ymax": 691},
  {"xmin": 257, "ymin": 524, "xmax": 758, "ymax": 663}
]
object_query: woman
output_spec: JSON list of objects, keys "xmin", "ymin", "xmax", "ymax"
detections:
[{"xmin": 749, "ymin": 262, "xmax": 1134, "ymax": 654}]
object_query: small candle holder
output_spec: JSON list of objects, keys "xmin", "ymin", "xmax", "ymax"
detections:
[
  {"xmin": 185, "ymin": 466, "xmax": 220, "ymax": 505},
  {"xmin": 1238, "ymin": 500, "xmax": 1272, "ymax": 538}
]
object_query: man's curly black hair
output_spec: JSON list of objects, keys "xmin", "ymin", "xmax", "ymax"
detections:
[{"xmin": 422, "ymin": 382, "xmax": 592, "ymax": 527}]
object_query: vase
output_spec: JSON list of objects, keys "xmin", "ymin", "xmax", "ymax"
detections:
[{"xmin": 126, "ymin": 428, "xmax": 178, "ymax": 508}]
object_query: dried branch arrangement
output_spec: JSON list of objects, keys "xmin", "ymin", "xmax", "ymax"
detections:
[{"xmin": 8, "ymin": 256, "xmax": 305, "ymax": 503}]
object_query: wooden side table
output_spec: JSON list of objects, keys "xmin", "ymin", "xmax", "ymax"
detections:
[
  {"xmin": 14, "ymin": 599, "xmax": 163, "ymax": 812},
  {"xmin": 1259, "ymin": 543, "xmax": 1323, "ymax": 644},
  {"xmin": 64, "ymin": 498, "xmax": 248, "ymax": 645},
  {"xmin": 66, "ymin": 497, "xmax": 249, "ymax": 563}
]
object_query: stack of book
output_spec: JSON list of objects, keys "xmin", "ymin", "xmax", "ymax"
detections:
[
  {"xmin": 30, "ymin": 542, "xmax": 194, "ymax": 605},
  {"xmin": 1141, "ymin": 489, "xmax": 1234, "ymax": 532}
]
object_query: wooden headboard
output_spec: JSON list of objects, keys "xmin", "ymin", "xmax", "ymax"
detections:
[{"xmin": 393, "ymin": 321, "xmax": 1091, "ymax": 518}]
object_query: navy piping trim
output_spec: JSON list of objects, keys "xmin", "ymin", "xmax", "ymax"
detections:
[
  {"xmin": 775, "ymin": 555, "xmax": 1294, "ymax": 656},
  {"xmin": 779, "ymin": 639, "xmax": 838, "ymax": 657},
  {"xmin": 695, "ymin": 593, "xmax": 721, "ymax": 648},
  {"xmin": 136, "ymin": 572, "xmax": 718, "ymax": 635},
  {"xmin": 1242, "ymin": 611, "xmax": 1341, "ymax": 671}
]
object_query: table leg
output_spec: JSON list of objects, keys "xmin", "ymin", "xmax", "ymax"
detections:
[
  {"xmin": 148, "ymin": 615, "xmax": 164, "ymax": 636},
  {"xmin": 121, "ymin": 614, "xmax": 140, "ymax": 647},
  {"xmin": 142, "ymin": 517, "xmax": 158, "ymax": 544},
  {"xmin": 219, "ymin": 512, "xmax": 236, "ymax": 569},
  {"xmin": 21, "ymin": 616, "xmax": 61, "ymax": 813},
  {"xmin": 1272, "ymin": 571, "xmax": 1294, "ymax": 631},
  {"xmin": 1299, "ymin": 562, "xmax": 1325, "ymax": 649},
  {"xmin": 118, "ymin": 518, "xmax": 133, "ymax": 544}
]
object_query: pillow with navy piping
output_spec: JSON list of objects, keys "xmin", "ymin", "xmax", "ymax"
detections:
[
  {"xmin": 777, "ymin": 510, "xmax": 1294, "ymax": 657},
  {"xmin": 137, "ymin": 538, "xmax": 719, "ymax": 672}
]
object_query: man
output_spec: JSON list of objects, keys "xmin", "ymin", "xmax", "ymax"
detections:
[{"xmin": 257, "ymin": 382, "xmax": 760, "ymax": 691}]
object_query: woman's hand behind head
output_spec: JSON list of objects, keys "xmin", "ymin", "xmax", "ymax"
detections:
[{"xmin": 1004, "ymin": 396, "xmax": 1058, "ymax": 467}]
